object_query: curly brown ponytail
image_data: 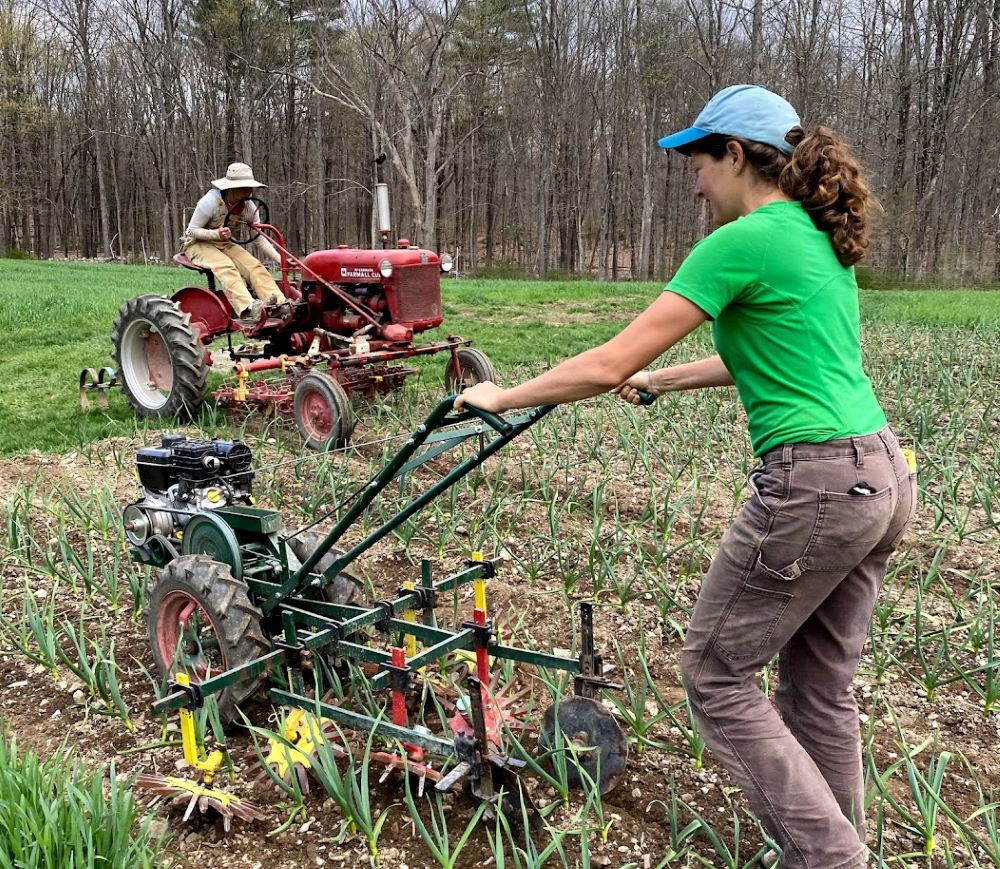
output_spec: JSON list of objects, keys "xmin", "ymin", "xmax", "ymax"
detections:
[
  {"xmin": 689, "ymin": 127, "xmax": 876, "ymax": 267},
  {"xmin": 777, "ymin": 127, "xmax": 875, "ymax": 266}
]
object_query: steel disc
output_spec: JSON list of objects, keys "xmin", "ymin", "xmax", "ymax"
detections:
[{"xmin": 539, "ymin": 696, "xmax": 628, "ymax": 795}]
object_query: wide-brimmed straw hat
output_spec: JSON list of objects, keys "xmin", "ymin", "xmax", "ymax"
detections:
[{"xmin": 212, "ymin": 162, "xmax": 266, "ymax": 190}]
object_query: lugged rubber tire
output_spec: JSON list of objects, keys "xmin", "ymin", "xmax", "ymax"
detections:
[
  {"xmin": 147, "ymin": 554, "xmax": 270, "ymax": 724},
  {"xmin": 286, "ymin": 531, "xmax": 366, "ymax": 607},
  {"xmin": 292, "ymin": 373, "xmax": 355, "ymax": 450},
  {"xmin": 112, "ymin": 294, "xmax": 208, "ymax": 420},
  {"xmin": 443, "ymin": 347, "xmax": 499, "ymax": 393}
]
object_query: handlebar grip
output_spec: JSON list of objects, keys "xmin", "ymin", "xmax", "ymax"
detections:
[{"xmin": 463, "ymin": 403, "xmax": 514, "ymax": 434}]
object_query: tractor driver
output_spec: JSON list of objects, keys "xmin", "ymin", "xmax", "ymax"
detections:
[{"xmin": 182, "ymin": 162, "xmax": 289, "ymax": 320}]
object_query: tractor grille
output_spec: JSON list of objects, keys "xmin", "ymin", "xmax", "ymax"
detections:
[{"xmin": 389, "ymin": 264, "xmax": 443, "ymax": 330}]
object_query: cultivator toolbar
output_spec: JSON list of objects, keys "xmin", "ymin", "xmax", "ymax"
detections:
[{"xmin": 127, "ymin": 396, "xmax": 628, "ymax": 826}]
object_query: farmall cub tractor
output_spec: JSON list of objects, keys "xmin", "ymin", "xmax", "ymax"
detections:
[{"xmin": 109, "ymin": 163, "xmax": 496, "ymax": 447}]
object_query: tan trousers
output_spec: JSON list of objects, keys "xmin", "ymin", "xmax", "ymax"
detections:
[{"xmin": 183, "ymin": 240, "xmax": 285, "ymax": 314}]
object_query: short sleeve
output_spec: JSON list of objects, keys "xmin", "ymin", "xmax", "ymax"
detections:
[{"xmin": 666, "ymin": 219, "xmax": 765, "ymax": 319}]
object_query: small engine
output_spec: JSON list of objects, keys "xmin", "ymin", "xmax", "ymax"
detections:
[{"xmin": 123, "ymin": 435, "xmax": 254, "ymax": 547}]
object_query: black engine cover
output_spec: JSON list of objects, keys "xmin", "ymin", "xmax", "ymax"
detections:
[
  {"xmin": 136, "ymin": 447, "xmax": 176, "ymax": 492},
  {"xmin": 135, "ymin": 436, "xmax": 254, "ymax": 494}
]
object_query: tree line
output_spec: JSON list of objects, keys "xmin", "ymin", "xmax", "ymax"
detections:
[{"xmin": 2, "ymin": 0, "xmax": 998, "ymax": 283}]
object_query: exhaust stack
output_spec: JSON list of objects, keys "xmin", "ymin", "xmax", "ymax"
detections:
[{"xmin": 374, "ymin": 153, "xmax": 391, "ymax": 249}]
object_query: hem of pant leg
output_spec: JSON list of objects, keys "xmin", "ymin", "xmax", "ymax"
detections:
[
  {"xmin": 692, "ymin": 665, "xmax": 806, "ymax": 861},
  {"xmin": 826, "ymin": 846, "xmax": 867, "ymax": 869}
]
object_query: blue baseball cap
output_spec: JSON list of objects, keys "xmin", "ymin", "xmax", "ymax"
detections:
[{"xmin": 658, "ymin": 85, "xmax": 801, "ymax": 155}]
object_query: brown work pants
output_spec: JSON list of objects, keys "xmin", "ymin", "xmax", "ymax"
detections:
[
  {"xmin": 183, "ymin": 240, "xmax": 285, "ymax": 315},
  {"xmin": 682, "ymin": 427, "xmax": 916, "ymax": 869}
]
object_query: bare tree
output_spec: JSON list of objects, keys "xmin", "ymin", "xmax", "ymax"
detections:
[{"xmin": 2, "ymin": 0, "xmax": 1000, "ymax": 283}]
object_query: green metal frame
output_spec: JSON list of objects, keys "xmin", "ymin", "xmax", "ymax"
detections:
[
  {"xmin": 141, "ymin": 396, "xmax": 630, "ymax": 799},
  {"xmin": 150, "ymin": 397, "xmax": 572, "ymax": 715},
  {"xmin": 138, "ymin": 394, "xmax": 634, "ymax": 799},
  {"xmin": 277, "ymin": 398, "xmax": 556, "ymax": 609}
]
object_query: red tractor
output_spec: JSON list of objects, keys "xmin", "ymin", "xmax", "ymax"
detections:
[{"xmin": 111, "ymin": 175, "xmax": 496, "ymax": 448}]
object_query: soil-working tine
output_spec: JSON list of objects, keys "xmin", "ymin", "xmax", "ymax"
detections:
[
  {"xmin": 466, "ymin": 675, "xmax": 495, "ymax": 802},
  {"xmin": 575, "ymin": 601, "xmax": 597, "ymax": 699},
  {"xmin": 174, "ymin": 673, "xmax": 225, "ymax": 783}
]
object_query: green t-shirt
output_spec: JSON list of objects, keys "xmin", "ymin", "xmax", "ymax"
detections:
[{"xmin": 667, "ymin": 200, "xmax": 886, "ymax": 457}]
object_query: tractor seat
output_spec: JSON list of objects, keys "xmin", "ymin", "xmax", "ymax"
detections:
[
  {"xmin": 173, "ymin": 252, "xmax": 212, "ymax": 275},
  {"xmin": 173, "ymin": 252, "xmax": 218, "ymax": 293}
]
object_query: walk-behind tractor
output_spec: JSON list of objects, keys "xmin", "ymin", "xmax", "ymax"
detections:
[
  {"xmin": 126, "ymin": 397, "xmax": 628, "ymax": 830},
  {"xmin": 102, "ymin": 181, "xmax": 496, "ymax": 448}
]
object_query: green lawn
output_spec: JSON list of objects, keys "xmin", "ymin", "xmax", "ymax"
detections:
[{"xmin": 1, "ymin": 259, "xmax": 997, "ymax": 455}]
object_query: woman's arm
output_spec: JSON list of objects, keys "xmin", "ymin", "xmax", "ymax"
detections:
[
  {"xmin": 454, "ymin": 291, "xmax": 707, "ymax": 413},
  {"xmin": 185, "ymin": 191, "xmax": 227, "ymax": 242},
  {"xmin": 616, "ymin": 354, "xmax": 734, "ymax": 403}
]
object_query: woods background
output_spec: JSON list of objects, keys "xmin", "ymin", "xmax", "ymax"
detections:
[{"xmin": 2, "ymin": 0, "xmax": 999, "ymax": 283}]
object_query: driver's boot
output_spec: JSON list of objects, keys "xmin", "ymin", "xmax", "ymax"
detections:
[
  {"xmin": 239, "ymin": 299, "xmax": 265, "ymax": 321},
  {"xmin": 266, "ymin": 297, "xmax": 293, "ymax": 319}
]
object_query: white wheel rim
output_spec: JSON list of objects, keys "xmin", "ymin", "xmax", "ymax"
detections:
[{"xmin": 120, "ymin": 318, "xmax": 173, "ymax": 410}]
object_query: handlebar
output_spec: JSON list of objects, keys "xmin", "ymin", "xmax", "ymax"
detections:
[
  {"xmin": 291, "ymin": 390, "xmax": 652, "ymax": 591},
  {"xmin": 454, "ymin": 401, "xmax": 514, "ymax": 434},
  {"xmin": 448, "ymin": 388, "xmax": 657, "ymax": 425}
]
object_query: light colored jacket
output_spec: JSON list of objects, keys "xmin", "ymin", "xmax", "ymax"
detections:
[{"xmin": 183, "ymin": 189, "xmax": 280, "ymax": 264}]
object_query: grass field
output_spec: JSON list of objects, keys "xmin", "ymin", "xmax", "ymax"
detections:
[
  {"xmin": 1, "ymin": 258, "xmax": 999, "ymax": 454},
  {"xmin": 0, "ymin": 259, "xmax": 999, "ymax": 867}
]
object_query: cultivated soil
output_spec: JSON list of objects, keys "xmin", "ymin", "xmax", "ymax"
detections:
[{"xmin": 1, "ymin": 412, "xmax": 998, "ymax": 868}]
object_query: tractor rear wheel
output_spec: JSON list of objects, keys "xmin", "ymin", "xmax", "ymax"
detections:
[
  {"xmin": 112, "ymin": 294, "xmax": 208, "ymax": 420},
  {"xmin": 444, "ymin": 348, "xmax": 498, "ymax": 394},
  {"xmin": 286, "ymin": 531, "xmax": 365, "ymax": 608},
  {"xmin": 293, "ymin": 373, "xmax": 355, "ymax": 450},
  {"xmin": 147, "ymin": 554, "xmax": 270, "ymax": 724}
]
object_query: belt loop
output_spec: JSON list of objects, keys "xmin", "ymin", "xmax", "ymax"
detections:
[
  {"xmin": 781, "ymin": 444, "xmax": 793, "ymax": 470},
  {"xmin": 853, "ymin": 437, "xmax": 864, "ymax": 467}
]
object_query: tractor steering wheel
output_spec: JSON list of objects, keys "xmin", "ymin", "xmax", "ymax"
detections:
[{"xmin": 224, "ymin": 196, "xmax": 270, "ymax": 247}]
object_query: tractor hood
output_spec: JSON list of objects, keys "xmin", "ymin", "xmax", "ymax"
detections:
[{"xmin": 302, "ymin": 242, "xmax": 442, "ymax": 284}]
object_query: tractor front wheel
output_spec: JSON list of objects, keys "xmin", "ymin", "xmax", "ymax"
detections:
[
  {"xmin": 444, "ymin": 348, "xmax": 498, "ymax": 394},
  {"xmin": 293, "ymin": 373, "xmax": 355, "ymax": 450},
  {"xmin": 112, "ymin": 294, "xmax": 208, "ymax": 420},
  {"xmin": 147, "ymin": 555, "xmax": 270, "ymax": 724}
]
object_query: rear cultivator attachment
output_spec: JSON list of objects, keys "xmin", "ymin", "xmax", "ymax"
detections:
[
  {"xmin": 127, "ymin": 396, "xmax": 627, "ymax": 829},
  {"xmin": 136, "ymin": 674, "xmax": 267, "ymax": 830}
]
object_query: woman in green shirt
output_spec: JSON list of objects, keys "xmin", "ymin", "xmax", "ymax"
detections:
[{"xmin": 456, "ymin": 85, "xmax": 915, "ymax": 868}]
